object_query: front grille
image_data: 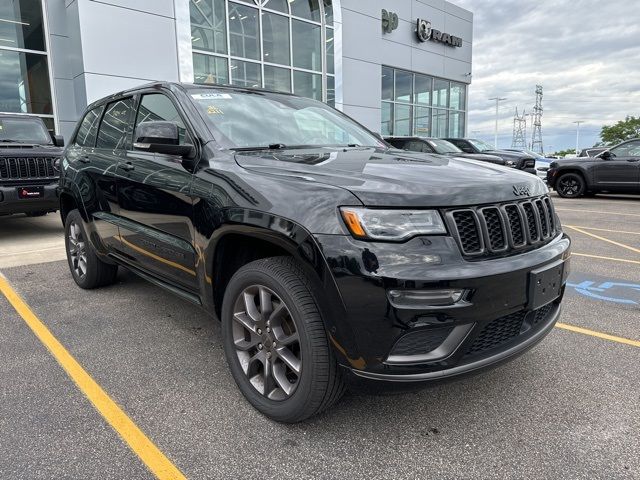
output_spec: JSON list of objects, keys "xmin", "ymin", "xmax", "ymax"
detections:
[
  {"xmin": 447, "ymin": 195, "xmax": 558, "ymax": 258},
  {"xmin": 465, "ymin": 303, "xmax": 557, "ymax": 357},
  {"xmin": 0, "ymin": 157, "xmax": 57, "ymax": 180},
  {"xmin": 389, "ymin": 326, "xmax": 454, "ymax": 356}
]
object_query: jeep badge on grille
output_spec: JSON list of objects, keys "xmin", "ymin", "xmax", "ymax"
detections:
[{"xmin": 513, "ymin": 184, "xmax": 531, "ymax": 197}]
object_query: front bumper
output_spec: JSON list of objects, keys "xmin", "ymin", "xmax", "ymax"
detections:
[
  {"xmin": 314, "ymin": 232, "xmax": 571, "ymax": 382},
  {"xmin": 0, "ymin": 183, "xmax": 59, "ymax": 214}
]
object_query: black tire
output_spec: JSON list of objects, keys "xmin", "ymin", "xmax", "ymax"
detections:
[
  {"xmin": 64, "ymin": 209, "xmax": 118, "ymax": 289},
  {"xmin": 26, "ymin": 211, "xmax": 48, "ymax": 217},
  {"xmin": 555, "ymin": 172, "xmax": 585, "ymax": 198},
  {"xmin": 221, "ymin": 256, "xmax": 345, "ymax": 423}
]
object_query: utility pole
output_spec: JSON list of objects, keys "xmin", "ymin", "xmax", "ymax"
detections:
[
  {"xmin": 573, "ymin": 121, "xmax": 583, "ymax": 155},
  {"xmin": 489, "ymin": 97, "xmax": 507, "ymax": 149}
]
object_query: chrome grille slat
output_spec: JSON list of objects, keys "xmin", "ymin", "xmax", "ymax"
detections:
[
  {"xmin": 0, "ymin": 157, "xmax": 58, "ymax": 180},
  {"xmin": 449, "ymin": 195, "xmax": 558, "ymax": 259}
]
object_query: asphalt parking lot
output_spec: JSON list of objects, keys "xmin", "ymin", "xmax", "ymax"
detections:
[{"xmin": 0, "ymin": 194, "xmax": 638, "ymax": 479}]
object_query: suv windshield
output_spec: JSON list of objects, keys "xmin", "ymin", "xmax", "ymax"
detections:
[
  {"xmin": 188, "ymin": 88, "xmax": 385, "ymax": 150},
  {"xmin": 469, "ymin": 139, "xmax": 494, "ymax": 152},
  {"xmin": 0, "ymin": 117, "xmax": 51, "ymax": 144},
  {"xmin": 429, "ymin": 139, "xmax": 462, "ymax": 154}
]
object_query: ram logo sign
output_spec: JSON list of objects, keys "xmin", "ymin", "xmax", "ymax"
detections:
[{"xmin": 416, "ymin": 19, "xmax": 463, "ymax": 47}]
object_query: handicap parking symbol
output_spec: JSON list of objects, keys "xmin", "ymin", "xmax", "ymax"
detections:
[{"xmin": 566, "ymin": 279, "xmax": 640, "ymax": 305}]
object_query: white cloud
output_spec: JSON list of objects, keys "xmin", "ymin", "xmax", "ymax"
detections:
[{"xmin": 455, "ymin": 0, "xmax": 640, "ymax": 152}]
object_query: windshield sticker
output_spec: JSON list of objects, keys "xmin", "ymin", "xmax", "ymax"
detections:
[
  {"xmin": 207, "ymin": 106, "xmax": 224, "ymax": 115},
  {"xmin": 191, "ymin": 93, "xmax": 232, "ymax": 100}
]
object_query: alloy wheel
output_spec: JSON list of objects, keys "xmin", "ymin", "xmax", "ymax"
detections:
[
  {"xmin": 68, "ymin": 221, "xmax": 88, "ymax": 279},
  {"xmin": 232, "ymin": 285, "xmax": 302, "ymax": 401},
  {"xmin": 558, "ymin": 177, "xmax": 581, "ymax": 197}
]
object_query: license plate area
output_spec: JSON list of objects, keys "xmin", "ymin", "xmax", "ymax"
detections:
[
  {"xmin": 17, "ymin": 186, "xmax": 44, "ymax": 199},
  {"xmin": 528, "ymin": 260, "xmax": 564, "ymax": 310}
]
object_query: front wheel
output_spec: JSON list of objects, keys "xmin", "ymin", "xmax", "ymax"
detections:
[
  {"xmin": 64, "ymin": 209, "xmax": 118, "ymax": 289},
  {"xmin": 221, "ymin": 256, "xmax": 345, "ymax": 423},
  {"xmin": 555, "ymin": 172, "xmax": 585, "ymax": 198}
]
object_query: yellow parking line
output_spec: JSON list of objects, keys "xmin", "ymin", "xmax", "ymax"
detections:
[
  {"xmin": 556, "ymin": 322, "xmax": 640, "ymax": 348},
  {"xmin": 556, "ymin": 207, "xmax": 640, "ymax": 218},
  {"xmin": 564, "ymin": 225, "xmax": 640, "ymax": 236},
  {"xmin": 0, "ymin": 274, "xmax": 186, "ymax": 480},
  {"xmin": 572, "ymin": 253, "xmax": 640, "ymax": 265},
  {"xmin": 565, "ymin": 225, "xmax": 640, "ymax": 254}
]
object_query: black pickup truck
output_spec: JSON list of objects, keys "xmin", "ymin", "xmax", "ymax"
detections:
[{"xmin": 0, "ymin": 114, "xmax": 64, "ymax": 216}]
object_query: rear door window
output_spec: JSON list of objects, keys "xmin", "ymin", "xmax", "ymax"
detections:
[
  {"xmin": 75, "ymin": 106, "xmax": 103, "ymax": 147},
  {"xmin": 96, "ymin": 98, "xmax": 135, "ymax": 149}
]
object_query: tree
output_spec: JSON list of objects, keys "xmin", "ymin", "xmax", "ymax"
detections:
[
  {"xmin": 551, "ymin": 148, "xmax": 578, "ymax": 157},
  {"xmin": 600, "ymin": 116, "xmax": 640, "ymax": 145}
]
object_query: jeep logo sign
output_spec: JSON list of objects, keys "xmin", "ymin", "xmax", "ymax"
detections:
[
  {"xmin": 416, "ymin": 19, "xmax": 462, "ymax": 47},
  {"xmin": 382, "ymin": 9, "xmax": 399, "ymax": 34},
  {"xmin": 513, "ymin": 184, "xmax": 532, "ymax": 197}
]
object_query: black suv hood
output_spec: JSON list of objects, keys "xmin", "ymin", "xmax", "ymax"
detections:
[
  {"xmin": 235, "ymin": 147, "xmax": 546, "ymax": 207},
  {"xmin": 0, "ymin": 143, "xmax": 63, "ymax": 155}
]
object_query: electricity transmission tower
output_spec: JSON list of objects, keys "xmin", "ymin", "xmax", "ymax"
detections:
[
  {"xmin": 511, "ymin": 107, "xmax": 527, "ymax": 149},
  {"xmin": 531, "ymin": 85, "xmax": 544, "ymax": 154}
]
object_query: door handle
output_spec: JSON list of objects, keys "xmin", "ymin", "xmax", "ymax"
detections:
[
  {"xmin": 626, "ymin": 159, "xmax": 639, "ymax": 162},
  {"xmin": 78, "ymin": 156, "xmax": 91, "ymax": 164},
  {"xmin": 118, "ymin": 162, "xmax": 135, "ymax": 172}
]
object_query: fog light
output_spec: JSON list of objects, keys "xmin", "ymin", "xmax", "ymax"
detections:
[{"xmin": 387, "ymin": 289, "xmax": 466, "ymax": 309}]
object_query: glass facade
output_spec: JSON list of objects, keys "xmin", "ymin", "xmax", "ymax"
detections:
[
  {"xmin": 0, "ymin": 0, "xmax": 54, "ymax": 130},
  {"xmin": 381, "ymin": 66, "xmax": 467, "ymax": 138},
  {"xmin": 190, "ymin": 0, "xmax": 335, "ymax": 104}
]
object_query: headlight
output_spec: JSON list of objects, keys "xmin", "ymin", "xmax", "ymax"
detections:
[
  {"xmin": 340, "ymin": 207, "xmax": 446, "ymax": 241},
  {"xmin": 505, "ymin": 160, "xmax": 515, "ymax": 167}
]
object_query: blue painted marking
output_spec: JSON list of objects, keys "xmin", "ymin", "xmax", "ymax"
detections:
[{"xmin": 566, "ymin": 279, "xmax": 640, "ymax": 305}]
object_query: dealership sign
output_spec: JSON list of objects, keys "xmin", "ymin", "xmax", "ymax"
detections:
[{"xmin": 416, "ymin": 19, "xmax": 462, "ymax": 47}]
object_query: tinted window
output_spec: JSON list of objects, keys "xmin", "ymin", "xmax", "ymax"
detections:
[
  {"xmin": 611, "ymin": 140, "xmax": 640, "ymax": 157},
  {"xmin": 75, "ymin": 107, "xmax": 102, "ymax": 147},
  {"xmin": 134, "ymin": 94, "xmax": 190, "ymax": 145},
  {"xmin": 96, "ymin": 98, "xmax": 134, "ymax": 149}
]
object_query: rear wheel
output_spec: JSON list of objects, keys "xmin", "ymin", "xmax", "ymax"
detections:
[
  {"xmin": 556, "ymin": 172, "xmax": 585, "ymax": 198},
  {"xmin": 221, "ymin": 256, "xmax": 345, "ymax": 423},
  {"xmin": 64, "ymin": 209, "xmax": 118, "ymax": 289}
]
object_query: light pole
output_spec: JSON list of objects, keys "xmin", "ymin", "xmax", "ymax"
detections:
[
  {"xmin": 573, "ymin": 121, "xmax": 583, "ymax": 155},
  {"xmin": 489, "ymin": 97, "xmax": 507, "ymax": 149}
]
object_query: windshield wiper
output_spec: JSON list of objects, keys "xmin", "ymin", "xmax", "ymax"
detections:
[
  {"xmin": 231, "ymin": 143, "xmax": 289, "ymax": 152},
  {"xmin": 0, "ymin": 139, "xmax": 20, "ymax": 143}
]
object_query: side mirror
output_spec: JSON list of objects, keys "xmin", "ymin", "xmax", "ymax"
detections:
[
  {"xmin": 599, "ymin": 150, "xmax": 612, "ymax": 160},
  {"xmin": 52, "ymin": 135, "xmax": 64, "ymax": 147},
  {"xmin": 133, "ymin": 121, "xmax": 194, "ymax": 158}
]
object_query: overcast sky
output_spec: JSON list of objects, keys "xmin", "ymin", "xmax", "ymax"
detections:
[{"xmin": 454, "ymin": 0, "xmax": 640, "ymax": 152}]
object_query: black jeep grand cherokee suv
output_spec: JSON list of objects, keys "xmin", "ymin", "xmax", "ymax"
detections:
[
  {"xmin": 59, "ymin": 83, "xmax": 570, "ymax": 422},
  {"xmin": 0, "ymin": 114, "xmax": 64, "ymax": 216}
]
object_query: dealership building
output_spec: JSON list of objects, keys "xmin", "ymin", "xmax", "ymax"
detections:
[{"xmin": 2, "ymin": 0, "xmax": 472, "ymax": 139}]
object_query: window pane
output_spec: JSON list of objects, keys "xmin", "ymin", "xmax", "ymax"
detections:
[
  {"xmin": 231, "ymin": 59, "xmax": 261, "ymax": 87},
  {"xmin": 292, "ymin": 20, "xmax": 322, "ymax": 71},
  {"xmin": 75, "ymin": 107, "xmax": 103, "ymax": 147},
  {"xmin": 0, "ymin": 0, "xmax": 45, "ymax": 51},
  {"xmin": 190, "ymin": 0, "xmax": 227, "ymax": 54},
  {"xmin": 450, "ymin": 82, "xmax": 466, "ymax": 110},
  {"xmin": 448, "ymin": 111, "xmax": 464, "ymax": 138},
  {"xmin": 381, "ymin": 102, "xmax": 392, "ymax": 136},
  {"xmin": 432, "ymin": 108, "xmax": 448, "ymax": 137},
  {"xmin": 381, "ymin": 66, "xmax": 393, "ymax": 101},
  {"xmin": 394, "ymin": 70, "xmax": 412, "ymax": 103},
  {"xmin": 325, "ymin": 27, "xmax": 334, "ymax": 75},
  {"xmin": 415, "ymin": 75, "xmax": 432, "ymax": 105},
  {"xmin": 326, "ymin": 75, "xmax": 335, "ymax": 106},
  {"xmin": 290, "ymin": 0, "xmax": 321, "ymax": 22},
  {"xmin": 229, "ymin": 2, "xmax": 260, "ymax": 60},
  {"xmin": 433, "ymin": 79, "xmax": 449, "ymax": 108},
  {"xmin": 323, "ymin": 0, "xmax": 333, "ymax": 24},
  {"xmin": 0, "ymin": 51, "xmax": 52, "ymax": 114},
  {"xmin": 262, "ymin": 12, "xmax": 290, "ymax": 65},
  {"xmin": 97, "ymin": 98, "xmax": 134, "ymax": 150},
  {"xmin": 264, "ymin": 0, "xmax": 289, "ymax": 14},
  {"xmin": 414, "ymin": 106, "xmax": 431, "ymax": 136},
  {"xmin": 293, "ymin": 71, "xmax": 322, "ymax": 101},
  {"xmin": 193, "ymin": 53, "xmax": 229, "ymax": 84},
  {"xmin": 394, "ymin": 104, "xmax": 411, "ymax": 136},
  {"xmin": 135, "ymin": 94, "xmax": 189, "ymax": 144},
  {"xmin": 264, "ymin": 65, "xmax": 291, "ymax": 93}
]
